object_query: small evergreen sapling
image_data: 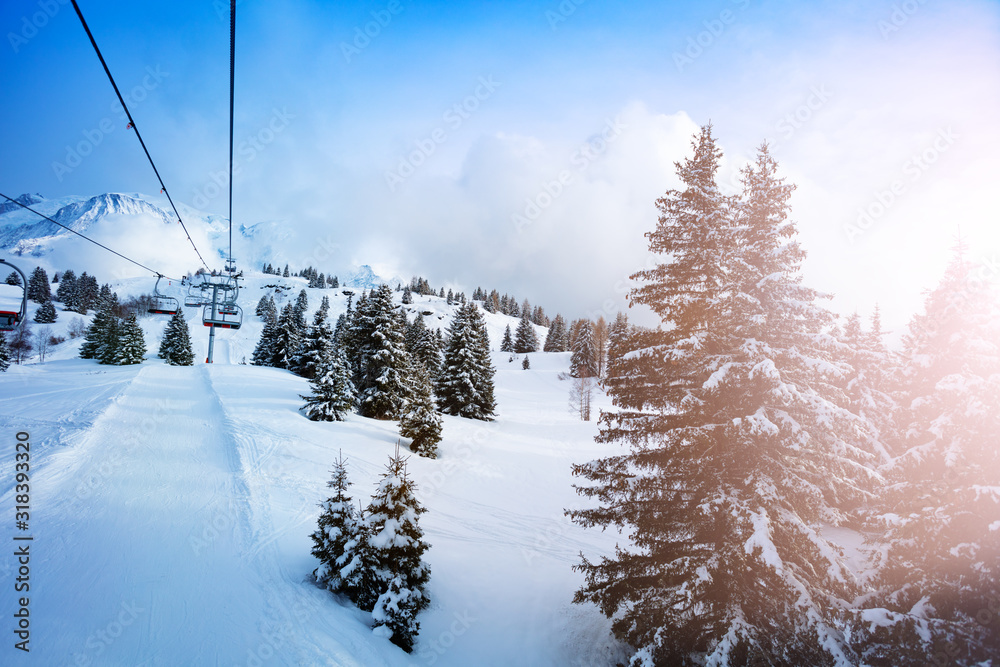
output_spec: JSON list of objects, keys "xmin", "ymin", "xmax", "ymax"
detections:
[{"xmin": 311, "ymin": 452, "xmax": 360, "ymax": 593}]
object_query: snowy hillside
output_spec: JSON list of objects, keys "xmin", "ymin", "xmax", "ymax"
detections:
[{"xmin": 0, "ymin": 277, "xmax": 623, "ymax": 665}]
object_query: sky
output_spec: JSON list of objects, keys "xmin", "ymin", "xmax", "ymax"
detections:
[{"xmin": 1, "ymin": 0, "xmax": 999, "ymax": 335}]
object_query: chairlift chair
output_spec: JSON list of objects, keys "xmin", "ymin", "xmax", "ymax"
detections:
[
  {"xmin": 203, "ymin": 302, "xmax": 242, "ymax": 329},
  {"xmin": 0, "ymin": 259, "xmax": 28, "ymax": 332},
  {"xmin": 147, "ymin": 274, "xmax": 179, "ymax": 315}
]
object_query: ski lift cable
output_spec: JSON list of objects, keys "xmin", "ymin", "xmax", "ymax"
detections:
[
  {"xmin": 227, "ymin": 0, "xmax": 235, "ymax": 267},
  {"xmin": 0, "ymin": 193, "xmax": 181, "ymax": 282},
  {"xmin": 69, "ymin": 0, "xmax": 211, "ymax": 272}
]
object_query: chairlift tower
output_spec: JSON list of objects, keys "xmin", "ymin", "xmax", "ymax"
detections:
[{"xmin": 196, "ymin": 264, "xmax": 242, "ymax": 363}]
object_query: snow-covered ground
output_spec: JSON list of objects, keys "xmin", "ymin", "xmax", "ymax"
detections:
[{"xmin": 0, "ymin": 275, "xmax": 629, "ymax": 665}]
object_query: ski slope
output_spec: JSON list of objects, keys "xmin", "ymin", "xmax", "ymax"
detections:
[{"xmin": 0, "ymin": 287, "xmax": 629, "ymax": 665}]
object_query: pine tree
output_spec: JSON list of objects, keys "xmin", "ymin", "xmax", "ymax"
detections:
[
  {"xmin": 33, "ymin": 299, "xmax": 57, "ymax": 324},
  {"xmin": 311, "ymin": 452, "xmax": 360, "ymax": 593},
  {"xmin": 332, "ymin": 276, "xmax": 339, "ymax": 288},
  {"xmin": 514, "ymin": 312, "xmax": 539, "ymax": 353},
  {"xmin": 251, "ymin": 309, "xmax": 279, "ymax": 367},
  {"xmin": 522, "ymin": 354, "xmax": 530, "ymax": 370},
  {"xmin": 399, "ymin": 364, "xmax": 442, "ymax": 458},
  {"xmin": 159, "ymin": 309, "xmax": 194, "ymax": 366},
  {"xmin": 853, "ymin": 245, "xmax": 1000, "ymax": 665},
  {"xmin": 436, "ymin": 303, "xmax": 496, "ymax": 420},
  {"xmin": 55, "ymin": 269, "xmax": 76, "ymax": 304},
  {"xmin": 569, "ymin": 132, "xmax": 875, "ymax": 665},
  {"xmin": 271, "ymin": 303, "xmax": 302, "ymax": 370},
  {"xmin": 255, "ymin": 295, "xmax": 272, "ymax": 318},
  {"xmin": 300, "ymin": 345, "xmax": 355, "ymax": 422},
  {"xmin": 401, "ymin": 285, "xmax": 412, "ymax": 304},
  {"xmin": 340, "ymin": 505, "xmax": 382, "ymax": 613},
  {"xmin": 114, "ymin": 314, "xmax": 146, "ymax": 365},
  {"xmin": 405, "ymin": 314, "xmax": 441, "ymax": 379},
  {"xmin": 79, "ymin": 304, "xmax": 115, "ymax": 360},
  {"xmin": 0, "ymin": 334, "xmax": 9, "ymax": 372},
  {"xmin": 282, "ymin": 264, "xmax": 290, "ymax": 277},
  {"xmin": 98, "ymin": 316, "xmax": 121, "ymax": 365},
  {"xmin": 27, "ymin": 267, "xmax": 51, "ymax": 304},
  {"xmin": 570, "ymin": 319, "xmax": 598, "ymax": 377},
  {"xmin": 500, "ymin": 324, "xmax": 514, "ymax": 353},
  {"xmin": 5, "ymin": 271, "xmax": 21, "ymax": 286},
  {"xmin": 356, "ymin": 284, "xmax": 412, "ymax": 420},
  {"xmin": 543, "ymin": 314, "xmax": 568, "ymax": 352},
  {"xmin": 368, "ymin": 448, "xmax": 431, "ymax": 653},
  {"xmin": 296, "ymin": 308, "xmax": 334, "ymax": 380}
]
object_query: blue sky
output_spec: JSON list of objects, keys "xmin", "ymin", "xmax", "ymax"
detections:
[{"xmin": 2, "ymin": 0, "xmax": 999, "ymax": 332}]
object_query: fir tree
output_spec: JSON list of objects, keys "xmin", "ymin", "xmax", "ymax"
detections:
[
  {"xmin": 500, "ymin": 324, "xmax": 514, "ymax": 353},
  {"xmin": 436, "ymin": 303, "xmax": 496, "ymax": 420},
  {"xmin": 399, "ymin": 364, "xmax": 442, "ymax": 458},
  {"xmin": 97, "ymin": 316, "xmax": 120, "ymax": 365},
  {"xmin": 514, "ymin": 312, "xmax": 539, "ymax": 353},
  {"xmin": 300, "ymin": 345, "xmax": 355, "ymax": 421},
  {"xmin": 79, "ymin": 304, "xmax": 114, "ymax": 360},
  {"xmin": 401, "ymin": 285, "xmax": 412, "ymax": 304},
  {"xmin": 5, "ymin": 271, "xmax": 21, "ymax": 286},
  {"xmin": 522, "ymin": 355, "xmax": 530, "ymax": 370},
  {"xmin": 368, "ymin": 448, "xmax": 431, "ymax": 652},
  {"xmin": 331, "ymin": 276, "xmax": 339, "ymax": 288},
  {"xmin": 27, "ymin": 266, "xmax": 51, "ymax": 304},
  {"xmin": 159, "ymin": 309, "xmax": 194, "ymax": 366},
  {"xmin": 405, "ymin": 314, "xmax": 441, "ymax": 379},
  {"xmin": 55, "ymin": 269, "xmax": 76, "ymax": 304},
  {"xmin": 356, "ymin": 284, "xmax": 412, "ymax": 420},
  {"xmin": 543, "ymin": 314, "xmax": 568, "ymax": 352},
  {"xmin": 251, "ymin": 309, "xmax": 279, "ymax": 367},
  {"xmin": 569, "ymin": 132, "xmax": 875, "ymax": 666},
  {"xmin": 114, "ymin": 314, "xmax": 146, "ymax": 365},
  {"xmin": 570, "ymin": 319, "xmax": 598, "ymax": 378},
  {"xmin": 271, "ymin": 303, "xmax": 302, "ymax": 370},
  {"xmin": 311, "ymin": 452, "xmax": 360, "ymax": 593},
  {"xmin": 0, "ymin": 334, "xmax": 9, "ymax": 372},
  {"xmin": 33, "ymin": 299, "xmax": 57, "ymax": 324},
  {"xmin": 296, "ymin": 307, "xmax": 334, "ymax": 380},
  {"xmin": 853, "ymin": 245, "xmax": 1000, "ymax": 665}
]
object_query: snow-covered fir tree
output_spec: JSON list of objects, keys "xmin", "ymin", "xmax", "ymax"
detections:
[
  {"xmin": 311, "ymin": 451, "xmax": 360, "ymax": 593},
  {"xmin": 368, "ymin": 448, "xmax": 431, "ymax": 653},
  {"xmin": 853, "ymin": 244, "xmax": 1000, "ymax": 665},
  {"xmin": 543, "ymin": 314, "xmax": 567, "ymax": 352},
  {"xmin": 500, "ymin": 324, "xmax": 513, "ymax": 353},
  {"xmin": 33, "ymin": 299, "xmax": 57, "ymax": 323},
  {"xmin": 55, "ymin": 268, "xmax": 75, "ymax": 304},
  {"xmin": 300, "ymin": 344, "xmax": 355, "ymax": 422},
  {"xmin": 355, "ymin": 284, "xmax": 412, "ymax": 420},
  {"xmin": 522, "ymin": 354, "xmax": 530, "ymax": 370},
  {"xmin": 399, "ymin": 364, "xmax": 442, "ymax": 458},
  {"xmin": 570, "ymin": 319, "xmax": 598, "ymax": 378},
  {"xmin": 97, "ymin": 316, "xmax": 120, "ymax": 365},
  {"xmin": 27, "ymin": 266, "xmax": 51, "ymax": 303},
  {"xmin": 270, "ymin": 303, "xmax": 302, "ymax": 370},
  {"xmin": 569, "ymin": 130, "xmax": 877, "ymax": 666},
  {"xmin": 0, "ymin": 334, "xmax": 9, "ymax": 372},
  {"xmin": 79, "ymin": 301, "xmax": 115, "ymax": 360},
  {"xmin": 514, "ymin": 312, "xmax": 538, "ymax": 353},
  {"xmin": 405, "ymin": 314, "xmax": 441, "ymax": 379},
  {"xmin": 114, "ymin": 314, "xmax": 146, "ymax": 365},
  {"xmin": 604, "ymin": 312, "xmax": 630, "ymax": 380},
  {"xmin": 295, "ymin": 307, "xmax": 334, "ymax": 380},
  {"xmin": 251, "ymin": 308, "xmax": 279, "ymax": 367},
  {"xmin": 436, "ymin": 303, "xmax": 496, "ymax": 421},
  {"xmin": 5, "ymin": 271, "xmax": 21, "ymax": 286},
  {"xmin": 340, "ymin": 505, "xmax": 382, "ymax": 613},
  {"xmin": 159, "ymin": 309, "xmax": 194, "ymax": 366}
]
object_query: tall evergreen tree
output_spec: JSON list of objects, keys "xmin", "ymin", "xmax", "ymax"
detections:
[
  {"xmin": 405, "ymin": 314, "xmax": 441, "ymax": 379},
  {"xmin": 97, "ymin": 316, "xmax": 121, "ymax": 365},
  {"xmin": 436, "ymin": 303, "xmax": 496, "ymax": 420},
  {"xmin": 79, "ymin": 304, "xmax": 115, "ymax": 360},
  {"xmin": 251, "ymin": 309, "xmax": 279, "ymax": 367},
  {"xmin": 853, "ymin": 246, "xmax": 1000, "ymax": 665},
  {"xmin": 159, "ymin": 309, "xmax": 195, "ymax": 366},
  {"xmin": 543, "ymin": 314, "xmax": 568, "ymax": 352},
  {"xmin": 311, "ymin": 452, "xmax": 360, "ymax": 593},
  {"xmin": 514, "ymin": 312, "xmax": 538, "ymax": 353},
  {"xmin": 114, "ymin": 314, "xmax": 146, "ymax": 365},
  {"xmin": 300, "ymin": 345, "xmax": 356, "ymax": 422},
  {"xmin": 0, "ymin": 334, "xmax": 9, "ymax": 372},
  {"xmin": 356, "ymin": 284, "xmax": 412, "ymax": 420},
  {"xmin": 500, "ymin": 324, "xmax": 514, "ymax": 353},
  {"xmin": 399, "ymin": 364, "xmax": 442, "ymax": 458},
  {"xmin": 27, "ymin": 266, "xmax": 51, "ymax": 303},
  {"xmin": 55, "ymin": 269, "xmax": 76, "ymax": 304},
  {"xmin": 270, "ymin": 303, "xmax": 302, "ymax": 370},
  {"xmin": 296, "ymin": 307, "xmax": 334, "ymax": 379},
  {"xmin": 570, "ymin": 319, "xmax": 598, "ymax": 378},
  {"xmin": 569, "ymin": 132, "xmax": 875, "ymax": 666},
  {"xmin": 368, "ymin": 449, "xmax": 431, "ymax": 653}
]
